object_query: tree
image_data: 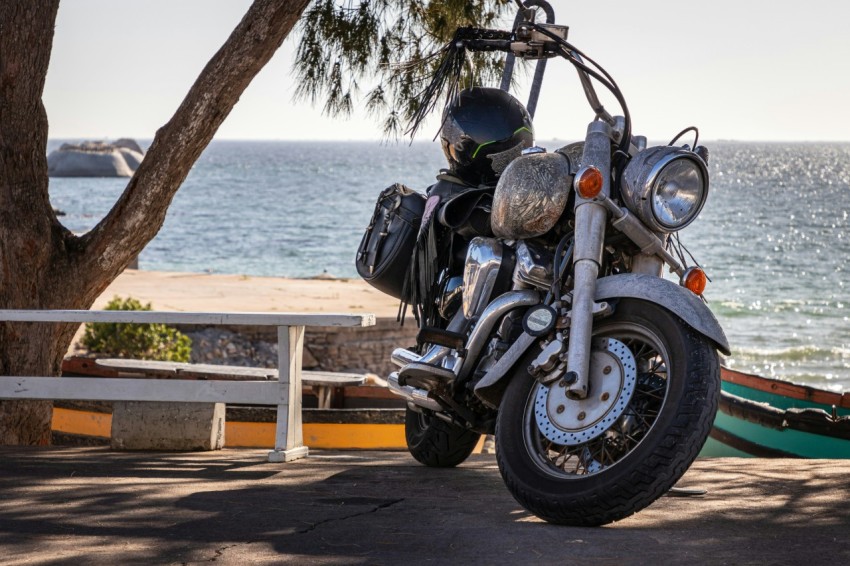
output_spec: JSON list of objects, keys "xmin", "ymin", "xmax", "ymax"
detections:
[
  {"xmin": 0, "ymin": 0, "xmax": 311, "ymax": 444},
  {"xmin": 0, "ymin": 0, "xmax": 513, "ymax": 445},
  {"xmin": 293, "ymin": 0, "xmax": 513, "ymax": 136}
]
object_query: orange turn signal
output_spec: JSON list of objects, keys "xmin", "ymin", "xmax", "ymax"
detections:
[
  {"xmin": 681, "ymin": 267, "xmax": 707, "ymax": 295},
  {"xmin": 575, "ymin": 166, "xmax": 604, "ymax": 199}
]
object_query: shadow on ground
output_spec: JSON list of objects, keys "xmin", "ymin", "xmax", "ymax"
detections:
[{"xmin": 0, "ymin": 448, "xmax": 847, "ymax": 564}]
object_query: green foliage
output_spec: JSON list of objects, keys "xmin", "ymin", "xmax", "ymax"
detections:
[
  {"xmin": 81, "ymin": 297, "xmax": 192, "ymax": 362},
  {"xmin": 294, "ymin": 0, "xmax": 515, "ymax": 138}
]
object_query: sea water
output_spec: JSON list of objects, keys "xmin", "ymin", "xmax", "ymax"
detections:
[{"xmin": 48, "ymin": 140, "xmax": 850, "ymax": 391}]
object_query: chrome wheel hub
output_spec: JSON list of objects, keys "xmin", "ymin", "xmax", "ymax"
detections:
[{"xmin": 534, "ymin": 338, "xmax": 637, "ymax": 446}]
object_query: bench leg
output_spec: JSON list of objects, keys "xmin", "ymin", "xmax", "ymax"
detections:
[
  {"xmin": 313, "ymin": 385, "xmax": 333, "ymax": 409},
  {"xmin": 269, "ymin": 325, "xmax": 309, "ymax": 463}
]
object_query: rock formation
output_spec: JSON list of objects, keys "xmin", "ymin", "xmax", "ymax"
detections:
[{"xmin": 47, "ymin": 138, "xmax": 145, "ymax": 177}]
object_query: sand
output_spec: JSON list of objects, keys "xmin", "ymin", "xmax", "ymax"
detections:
[{"xmin": 93, "ymin": 269, "xmax": 399, "ymax": 318}]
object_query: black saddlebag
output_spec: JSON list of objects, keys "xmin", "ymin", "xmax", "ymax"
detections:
[{"xmin": 356, "ymin": 183, "xmax": 426, "ymax": 300}]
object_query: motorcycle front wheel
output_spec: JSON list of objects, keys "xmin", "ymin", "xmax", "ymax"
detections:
[{"xmin": 495, "ymin": 298, "xmax": 719, "ymax": 526}]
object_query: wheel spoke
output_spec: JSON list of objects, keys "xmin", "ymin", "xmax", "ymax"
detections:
[{"xmin": 525, "ymin": 324, "xmax": 672, "ymax": 478}]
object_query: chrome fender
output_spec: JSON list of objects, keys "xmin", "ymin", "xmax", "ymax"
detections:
[{"xmin": 595, "ymin": 273, "xmax": 730, "ymax": 355}]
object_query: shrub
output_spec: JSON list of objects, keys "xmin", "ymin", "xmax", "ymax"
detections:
[{"xmin": 81, "ymin": 296, "xmax": 192, "ymax": 362}]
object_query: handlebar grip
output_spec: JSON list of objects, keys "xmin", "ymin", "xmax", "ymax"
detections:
[{"xmin": 461, "ymin": 39, "xmax": 512, "ymax": 52}]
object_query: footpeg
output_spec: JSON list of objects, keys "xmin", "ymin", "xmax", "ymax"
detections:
[
  {"xmin": 416, "ymin": 327, "xmax": 466, "ymax": 351},
  {"xmin": 398, "ymin": 362, "xmax": 455, "ymax": 390}
]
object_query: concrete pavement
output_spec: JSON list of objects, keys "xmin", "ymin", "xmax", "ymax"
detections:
[{"xmin": 1, "ymin": 448, "xmax": 848, "ymax": 565}]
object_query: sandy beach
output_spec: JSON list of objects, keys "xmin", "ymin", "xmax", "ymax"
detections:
[{"xmin": 93, "ymin": 269, "xmax": 400, "ymax": 318}]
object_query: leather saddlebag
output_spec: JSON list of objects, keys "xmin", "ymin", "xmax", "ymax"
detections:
[{"xmin": 356, "ymin": 183, "xmax": 426, "ymax": 300}]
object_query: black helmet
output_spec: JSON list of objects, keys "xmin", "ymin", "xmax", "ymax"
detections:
[{"xmin": 440, "ymin": 86, "xmax": 534, "ymax": 186}]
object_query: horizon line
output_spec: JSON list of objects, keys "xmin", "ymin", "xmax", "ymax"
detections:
[{"xmin": 47, "ymin": 137, "xmax": 850, "ymax": 144}]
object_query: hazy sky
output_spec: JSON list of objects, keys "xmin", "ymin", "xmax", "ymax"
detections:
[{"xmin": 43, "ymin": 0, "xmax": 850, "ymax": 142}]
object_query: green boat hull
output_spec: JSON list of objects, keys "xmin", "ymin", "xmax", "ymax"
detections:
[{"xmin": 698, "ymin": 368, "xmax": 850, "ymax": 458}]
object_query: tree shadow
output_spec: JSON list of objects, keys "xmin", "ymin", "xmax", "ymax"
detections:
[{"xmin": 0, "ymin": 450, "xmax": 848, "ymax": 564}]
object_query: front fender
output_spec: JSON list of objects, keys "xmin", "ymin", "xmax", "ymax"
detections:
[
  {"xmin": 474, "ymin": 273, "xmax": 730, "ymax": 409},
  {"xmin": 595, "ymin": 273, "xmax": 731, "ymax": 355}
]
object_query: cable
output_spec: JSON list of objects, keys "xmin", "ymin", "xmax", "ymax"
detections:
[
  {"xmin": 529, "ymin": 24, "xmax": 632, "ymax": 156},
  {"xmin": 550, "ymin": 234, "xmax": 574, "ymax": 300},
  {"xmin": 668, "ymin": 126, "xmax": 699, "ymax": 148}
]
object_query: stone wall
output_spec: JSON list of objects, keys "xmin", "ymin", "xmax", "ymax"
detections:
[{"xmin": 180, "ymin": 317, "xmax": 418, "ymax": 376}]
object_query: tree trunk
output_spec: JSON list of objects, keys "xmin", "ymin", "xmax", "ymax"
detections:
[{"xmin": 0, "ymin": 0, "xmax": 311, "ymax": 444}]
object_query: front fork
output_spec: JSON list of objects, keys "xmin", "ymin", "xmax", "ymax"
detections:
[{"xmin": 565, "ymin": 121, "xmax": 614, "ymax": 399}]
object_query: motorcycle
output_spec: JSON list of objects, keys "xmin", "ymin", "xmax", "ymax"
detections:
[{"xmin": 360, "ymin": 2, "xmax": 730, "ymax": 526}]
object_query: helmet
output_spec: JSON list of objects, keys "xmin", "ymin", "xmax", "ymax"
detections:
[{"xmin": 440, "ymin": 87, "xmax": 534, "ymax": 186}]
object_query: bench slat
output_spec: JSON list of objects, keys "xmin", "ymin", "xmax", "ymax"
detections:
[
  {"xmin": 1, "ymin": 376, "xmax": 281, "ymax": 405},
  {"xmin": 0, "ymin": 309, "xmax": 375, "ymax": 328},
  {"xmin": 94, "ymin": 359, "xmax": 365, "ymax": 387}
]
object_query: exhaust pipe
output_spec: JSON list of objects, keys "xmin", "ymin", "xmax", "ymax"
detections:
[
  {"xmin": 393, "ymin": 289, "xmax": 539, "ymax": 381},
  {"xmin": 391, "ymin": 348, "xmax": 421, "ymax": 368},
  {"xmin": 457, "ymin": 289, "xmax": 540, "ymax": 379},
  {"xmin": 387, "ymin": 372, "xmax": 443, "ymax": 412}
]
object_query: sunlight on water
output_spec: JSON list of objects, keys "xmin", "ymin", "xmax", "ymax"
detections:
[
  {"xmin": 48, "ymin": 140, "xmax": 850, "ymax": 389},
  {"xmin": 685, "ymin": 143, "xmax": 850, "ymax": 390}
]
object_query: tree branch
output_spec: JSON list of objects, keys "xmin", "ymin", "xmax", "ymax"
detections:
[{"xmin": 72, "ymin": 0, "xmax": 311, "ymax": 304}]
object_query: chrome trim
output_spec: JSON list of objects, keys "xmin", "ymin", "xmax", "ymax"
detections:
[
  {"xmin": 458, "ymin": 289, "xmax": 540, "ymax": 379},
  {"xmin": 438, "ymin": 275, "xmax": 464, "ymax": 320},
  {"xmin": 513, "ymin": 241, "xmax": 554, "ymax": 289},
  {"xmin": 597, "ymin": 194, "xmax": 686, "ymax": 277},
  {"xmin": 418, "ymin": 343, "xmax": 451, "ymax": 366},
  {"xmin": 621, "ymin": 146, "xmax": 709, "ymax": 233},
  {"xmin": 391, "ymin": 348, "xmax": 421, "ymax": 368},
  {"xmin": 629, "ymin": 254, "xmax": 664, "ymax": 277},
  {"xmin": 387, "ymin": 372, "xmax": 443, "ymax": 412},
  {"xmin": 566, "ymin": 260, "xmax": 599, "ymax": 399},
  {"xmin": 566, "ymin": 119, "xmax": 612, "ymax": 400},
  {"xmin": 474, "ymin": 331, "xmax": 537, "ymax": 408},
  {"xmin": 462, "ymin": 237, "xmax": 503, "ymax": 319}
]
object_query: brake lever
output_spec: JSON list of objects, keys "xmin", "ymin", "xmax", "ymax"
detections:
[{"xmin": 511, "ymin": 22, "xmax": 569, "ymax": 60}]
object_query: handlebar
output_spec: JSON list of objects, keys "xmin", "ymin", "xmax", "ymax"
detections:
[{"xmin": 461, "ymin": 39, "xmax": 513, "ymax": 52}]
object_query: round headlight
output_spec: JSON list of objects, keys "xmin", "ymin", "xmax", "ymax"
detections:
[{"xmin": 621, "ymin": 146, "xmax": 709, "ymax": 233}]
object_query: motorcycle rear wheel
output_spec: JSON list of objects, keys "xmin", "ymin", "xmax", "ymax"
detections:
[
  {"xmin": 405, "ymin": 408, "xmax": 481, "ymax": 468},
  {"xmin": 495, "ymin": 298, "xmax": 719, "ymax": 526}
]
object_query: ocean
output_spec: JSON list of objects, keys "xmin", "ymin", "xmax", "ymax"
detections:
[{"xmin": 47, "ymin": 140, "xmax": 850, "ymax": 391}]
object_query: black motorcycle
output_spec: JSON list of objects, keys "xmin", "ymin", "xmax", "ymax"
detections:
[{"xmin": 357, "ymin": 2, "xmax": 728, "ymax": 526}]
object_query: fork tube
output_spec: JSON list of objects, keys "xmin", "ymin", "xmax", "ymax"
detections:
[{"xmin": 566, "ymin": 121, "xmax": 612, "ymax": 399}]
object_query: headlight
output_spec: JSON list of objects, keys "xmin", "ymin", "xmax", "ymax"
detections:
[{"xmin": 620, "ymin": 146, "xmax": 709, "ymax": 233}]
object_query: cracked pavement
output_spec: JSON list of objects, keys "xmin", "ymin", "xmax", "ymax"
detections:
[{"xmin": 0, "ymin": 448, "xmax": 848, "ymax": 564}]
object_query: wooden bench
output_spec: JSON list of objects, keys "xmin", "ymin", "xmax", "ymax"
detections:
[
  {"xmin": 0, "ymin": 309, "xmax": 375, "ymax": 462},
  {"xmin": 91, "ymin": 358, "xmax": 366, "ymax": 409}
]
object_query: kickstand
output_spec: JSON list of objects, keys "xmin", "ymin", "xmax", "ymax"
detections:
[{"xmin": 666, "ymin": 487, "xmax": 708, "ymax": 497}]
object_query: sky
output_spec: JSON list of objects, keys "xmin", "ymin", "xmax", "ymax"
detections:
[{"xmin": 43, "ymin": 0, "xmax": 850, "ymax": 142}]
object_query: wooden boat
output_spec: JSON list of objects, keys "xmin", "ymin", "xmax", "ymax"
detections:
[{"xmin": 699, "ymin": 367, "xmax": 850, "ymax": 458}]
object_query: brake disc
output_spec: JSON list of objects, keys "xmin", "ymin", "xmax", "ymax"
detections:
[{"xmin": 534, "ymin": 337, "xmax": 637, "ymax": 446}]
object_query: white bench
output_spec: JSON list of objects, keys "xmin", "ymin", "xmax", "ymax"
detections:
[
  {"xmin": 0, "ymin": 310, "xmax": 375, "ymax": 462},
  {"xmin": 90, "ymin": 358, "xmax": 367, "ymax": 409}
]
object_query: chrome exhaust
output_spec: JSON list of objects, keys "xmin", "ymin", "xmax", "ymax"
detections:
[
  {"xmin": 393, "ymin": 289, "xmax": 539, "ymax": 382},
  {"xmin": 391, "ymin": 348, "xmax": 421, "ymax": 368},
  {"xmin": 457, "ymin": 289, "xmax": 540, "ymax": 379},
  {"xmin": 390, "ymin": 288, "xmax": 539, "ymax": 410},
  {"xmin": 387, "ymin": 372, "xmax": 443, "ymax": 412}
]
